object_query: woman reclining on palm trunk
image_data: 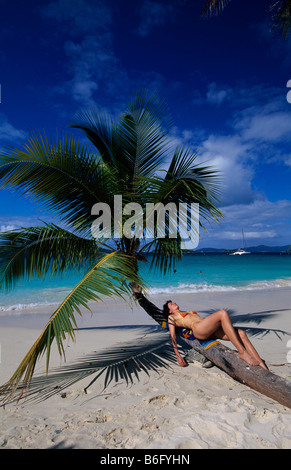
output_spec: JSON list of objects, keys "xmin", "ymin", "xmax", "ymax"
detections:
[
  {"xmin": 163, "ymin": 300, "xmax": 268, "ymax": 370},
  {"xmin": 129, "ymin": 283, "xmax": 268, "ymax": 371}
]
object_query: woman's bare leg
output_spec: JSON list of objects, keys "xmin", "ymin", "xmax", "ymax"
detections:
[
  {"xmin": 237, "ymin": 329, "xmax": 268, "ymax": 370},
  {"xmin": 193, "ymin": 309, "xmax": 261, "ymax": 367},
  {"xmin": 209, "ymin": 324, "xmax": 268, "ymax": 370}
]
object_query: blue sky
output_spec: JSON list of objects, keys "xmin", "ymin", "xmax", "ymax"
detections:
[{"xmin": 0, "ymin": 0, "xmax": 291, "ymax": 249}]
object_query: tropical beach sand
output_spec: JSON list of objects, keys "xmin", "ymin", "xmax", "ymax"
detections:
[{"xmin": 0, "ymin": 288, "xmax": 290, "ymax": 449}]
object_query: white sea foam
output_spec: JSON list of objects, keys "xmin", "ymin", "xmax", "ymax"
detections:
[
  {"xmin": 0, "ymin": 301, "xmax": 59, "ymax": 315},
  {"xmin": 148, "ymin": 278, "xmax": 291, "ymax": 295},
  {"xmin": 1, "ymin": 278, "xmax": 291, "ymax": 316},
  {"xmin": 0, "ymin": 286, "xmax": 72, "ymax": 314}
]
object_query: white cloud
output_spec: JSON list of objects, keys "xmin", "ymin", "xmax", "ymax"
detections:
[
  {"xmin": 41, "ymin": 0, "xmax": 112, "ymax": 36},
  {"xmin": 222, "ymin": 199, "xmax": 291, "ymax": 227},
  {"xmin": 200, "ymin": 199, "xmax": 291, "ymax": 248},
  {"xmin": 214, "ymin": 230, "xmax": 277, "ymax": 240},
  {"xmin": 71, "ymin": 80, "xmax": 99, "ymax": 103},
  {"xmin": 194, "ymin": 81, "xmax": 285, "ymax": 115},
  {"xmin": 40, "ymin": 0, "xmax": 183, "ymax": 105},
  {"xmin": 41, "ymin": 0, "xmax": 117, "ymax": 105},
  {"xmin": 191, "ymin": 82, "xmax": 291, "ymax": 247},
  {"xmin": 0, "ymin": 114, "xmax": 26, "ymax": 143},
  {"xmin": 199, "ymin": 134, "xmax": 255, "ymax": 205},
  {"xmin": 137, "ymin": 1, "xmax": 182, "ymax": 37},
  {"xmin": 206, "ymin": 82, "xmax": 230, "ymax": 106},
  {"xmin": 192, "ymin": 82, "xmax": 291, "ymax": 208},
  {"xmin": 0, "ymin": 216, "xmax": 43, "ymax": 231},
  {"xmin": 235, "ymin": 109, "xmax": 291, "ymax": 143},
  {"xmin": 0, "ymin": 224, "xmax": 18, "ymax": 232},
  {"xmin": 230, "ymin": 92, "xmax": 291, "ymax": 171}
]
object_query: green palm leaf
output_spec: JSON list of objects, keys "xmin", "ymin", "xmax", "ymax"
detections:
[
  {"xmin": 270, "ymin": 0, "xmax": 291, "ymax": 38},
  {"xmin": 159, "ymin": 145, "xmax": 222, "ymax": 215},
  {"xmin": 0, "ymin": 223, "xmax": 104, "ymax": 291},
  {"xmin": 147, "ymin": 237, "xmax": 183, "ymax": 274},
  {"xmin": 202, "ymin": 0, "xmax": 291, "ymax": 38},
  {"xmin": 71, "ymin": 91, "xmax": 172, "ymax": 187},
  {"xmin": 137, "ymin": 147, "xmax": 222, "ymax": 273},
  {"xmin": 0, "ymin": 133, "xmax": 115, "ymax": 234},
  {"xmin": 201, "ymin": 0, "xmax": 231, "ymax": 17},
  {"xmin": 118, "ymin": 91, "xmax": 172, "ymax": 179},
  {"xmin": 9, "ymin": 329, "xmax": 179, "ymax": 404},
  {"xmin": 0, "ymin": 251, "xmax": 145, "ymax": 404}
]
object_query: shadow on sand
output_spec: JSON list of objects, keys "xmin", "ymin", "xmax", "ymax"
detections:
[
  {"xmin": 13, "ymin": 326, "xmax": 179, "ymax": 405},
  {"xmin": 12, "ymin": 310, "xmax": 291, "ymax": 405}
]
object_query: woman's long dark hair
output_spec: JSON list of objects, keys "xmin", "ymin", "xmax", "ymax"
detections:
[{"xmin": 162, "ymin": 300, "xmax": 172, "ymax": 318}]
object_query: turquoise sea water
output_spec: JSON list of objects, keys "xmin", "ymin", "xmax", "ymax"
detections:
[
  {"xmin": 1, "ymin": 253, "xmax": 291, "ymax": 314},
  {"xmin": 142, "ymin": 253, "xmax": 291, "ymax": 294}
]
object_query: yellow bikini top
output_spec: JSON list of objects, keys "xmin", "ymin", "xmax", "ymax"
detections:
[{"xmin": 176, "ymin": 310, "xmax": 197, "ymax": 327}]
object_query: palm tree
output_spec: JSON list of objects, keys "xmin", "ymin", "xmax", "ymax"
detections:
[
  {"xmin": 202, "ymin": 0, "xmax": 291, "ymax": 38},
  {"xmin": 0, "ymin": 91, "xmax": 222, "ymax": 403}
]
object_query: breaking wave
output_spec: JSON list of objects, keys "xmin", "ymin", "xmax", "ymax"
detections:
[
  {"xmin": 149, "ymin": 278, "xmax": 291, "ymax": 295},
  {"xmin": 1, "ymin": 278, "xmax": 291, "ymax": 316}
]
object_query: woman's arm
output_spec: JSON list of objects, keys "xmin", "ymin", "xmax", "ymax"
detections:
[{"xmin": 168, "ymin": 315, "xmax": 187, "ymax": 367}]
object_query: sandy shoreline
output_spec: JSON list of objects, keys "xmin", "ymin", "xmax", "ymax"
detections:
[{"xmin": 0, "ymin": 287, "xmax": 290, "ymax": 449}]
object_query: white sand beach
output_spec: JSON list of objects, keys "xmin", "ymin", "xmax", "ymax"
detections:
[{"xmin": 0, "ymin": 287, "xmax": 290, "ymax": 449}]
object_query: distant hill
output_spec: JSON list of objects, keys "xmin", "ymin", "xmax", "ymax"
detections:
[
  {"xmin": 193, "ymin": 245, "xmax": 290, "ymax": 253},
  {"xmin": 245, "ymin": 245, "xmax": 290, "ymax": 253}
]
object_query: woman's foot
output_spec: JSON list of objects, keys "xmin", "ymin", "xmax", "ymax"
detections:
[
  {"xmin": 258, "ymin": 360, "xmax": 269, "ymax": 371},
  {"xmin": 239, "ymin": 350, "xmax": 269, "ymax": 370},
  {"xmin": 238, "ymin": 350, "xmax": 260, "ymax": 367}
]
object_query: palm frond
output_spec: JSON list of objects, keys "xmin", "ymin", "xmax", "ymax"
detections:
[
  {"xmin": 125, "ymin": 145, "xmax": 223, "ymax": 273},
  {"xmin": 142, "ymin": 145, "xmax": 223, "ymax": 231},
  {"xmin": 71, "ymin": 92, "xmax": 174, "ymax": 201},
  {"xmin": 69, "ymin": 109, "xmax": 133, "ymax": 200},
  {"xmin": 8, "ymin": 329, "xmax": 179, "ymax": 404},
  {"xmin": 270, "ymin": 0, "xmax": 291, "ymax": 38},
  {"xmin": 147, "ymin": 237, "xmax": 183, "ymax": 274},
  {"xmin": 69, "ymin": 108, "xmax": 118, "ymax": 168},
  {"xmin": 0, "ymin": 223, "xmax": 103, "ymax": 292},
  {"xmin": 238, "ymin": 326, "xmax": 291, "ymax": 341},
  {"xmin": 165, "ymin": 145, "xmax": 222, "ymax": 208},
  {"xmin": 0, "ymin": 133, "xmax": 114, "ymax": 234},
  {"xmin": 202, "ymin": 0, "xmax": 291, "ymax": 39},
  {"xmin": 118, "ymin": 90, "xmax": 173, "ymax": 179},
  {"xmin": 0, "ymin": 251, "xmax": 145, "ymax": 404},
  {"xmin": 201, "ymin": 0, "xmax": 231, "ymax": 17}
]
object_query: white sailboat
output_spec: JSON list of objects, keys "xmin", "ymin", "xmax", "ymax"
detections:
[{"xmin": 230, "ymin": 229, "xmax": 250, "ymax": 255}]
